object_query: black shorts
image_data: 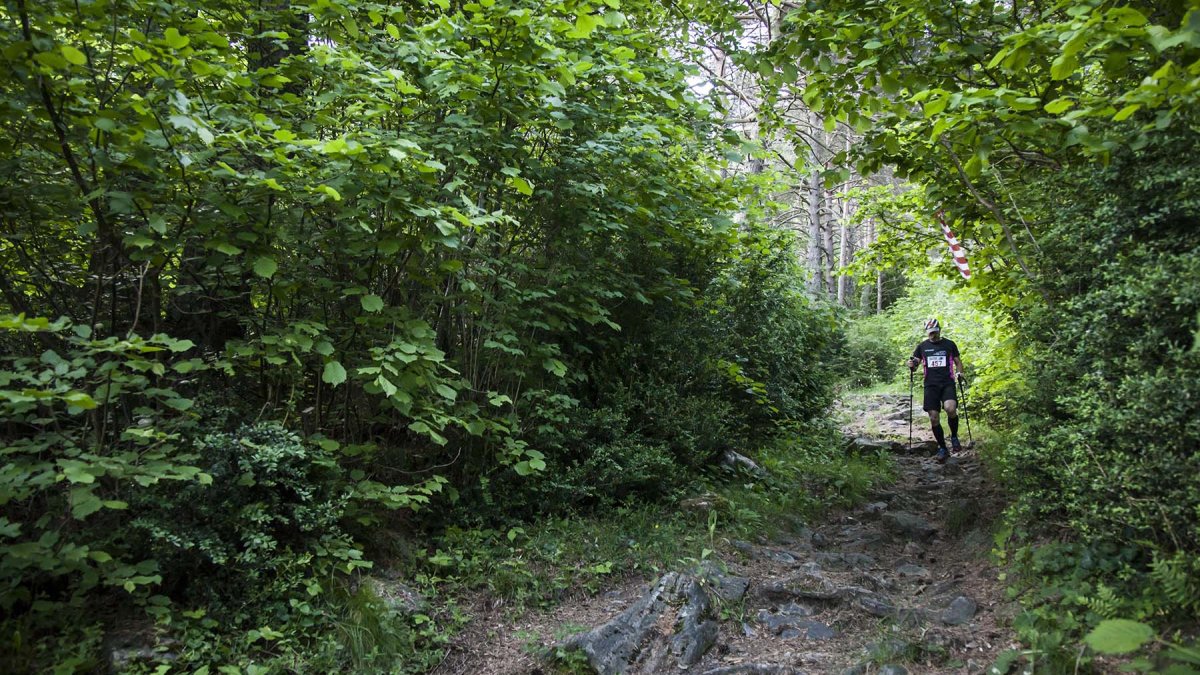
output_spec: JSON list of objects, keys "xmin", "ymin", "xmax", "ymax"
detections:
[{"xmin": 923, "ymin": 381, "xmax": 957, "ymax": 412}]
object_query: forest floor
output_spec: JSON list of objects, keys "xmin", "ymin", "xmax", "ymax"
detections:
[{"xmin": 431, "ymin": 393, "xmax": 1017, "ymax": 675}]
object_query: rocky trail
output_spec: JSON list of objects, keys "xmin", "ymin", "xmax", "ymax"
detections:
[{"xmin": 434, "ymin": 394, "xmax": 1015, "ymax": 675}]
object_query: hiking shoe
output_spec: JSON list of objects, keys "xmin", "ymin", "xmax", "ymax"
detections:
[
  {"xmin": 951, "ymin": 436, "xmax": 962, "ymax": 452},
  {"xmin": 935, "ymin": 447, "xmax": 949, "ymax": 464}
]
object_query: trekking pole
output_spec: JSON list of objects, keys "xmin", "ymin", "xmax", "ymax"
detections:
[
  {"xmin": 908, "ymin": 368, "xmax": 914, "ymax": 452},
  {"xmin": 958, "ymin": 378, "xmax": 974, "ymax": 446}
]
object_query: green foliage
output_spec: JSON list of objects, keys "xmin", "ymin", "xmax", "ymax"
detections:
[
  {"xmin": 470, "ymin": 233, "xmax": 836, "ymax": 518},
  {"xmin": 763, "ymin": 0, "xmax": 1200, "ymax": 214},
  {"xmin": 129, "ymin": 423, "xmax": 366, "ymax": 594},
  {"xmin": 709, "ymin": 423, "xmax": 894, "ymax": 538},
  {"xmin": 754, "ymin": 0, "xmax": 1200, "ymax": 666},
  {"xmin": 834, "ymin": 277, "xmax": 1016, "ymax": 422},
  {"xmin": 0, "ymin": 0, "xmax": 842, "ymax": 668},
  {"xmin": 832, "ymin": 313, "xmax": 896, "ymax": 388},
  {"xmin": 995, "ymin": 129, "xmax": 1200, "ymax": 661},
  {"xmin": 0, "ymin": 315, "xmax": 209, "ymax": 623},
  {"xmin": 1086, "ymin": 620, "xmax": 1157, "ymax": 655},
  {"xmin": 1082, "ymin": 619, "xmax": 1200, "ymax": 674}
]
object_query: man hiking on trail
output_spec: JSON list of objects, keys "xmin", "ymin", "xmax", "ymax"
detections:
[{"xmin": 908, "ymin": 318, "xmax": 965, "ymax": 464}]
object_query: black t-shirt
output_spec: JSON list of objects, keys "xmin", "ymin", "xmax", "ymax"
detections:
[{"xmin": 913, "ymin": 338, "xmax": 960, "ymax": 386}]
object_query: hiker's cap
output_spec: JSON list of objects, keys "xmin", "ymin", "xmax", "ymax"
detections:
[{"xmin": 924, "ymin": 318, "xmax": 941, "ymax": 334}]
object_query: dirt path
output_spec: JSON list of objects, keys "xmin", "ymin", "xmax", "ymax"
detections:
[{"xmin": 433, "ymin": 394, "xmax": 1015, "ymax": 675}]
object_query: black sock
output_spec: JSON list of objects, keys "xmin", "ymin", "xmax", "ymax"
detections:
[
  {"xmin": 931, "ymin": 423, "xmax": 946, "ymax": 448},
  {"xmin": 949, "ymin": 415, "xmax": 959, "ymax": 437}
]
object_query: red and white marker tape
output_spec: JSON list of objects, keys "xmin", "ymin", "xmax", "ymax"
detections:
[{"xmin": 937, "ymin": 211, "xmax": 971, "ymax": 280}]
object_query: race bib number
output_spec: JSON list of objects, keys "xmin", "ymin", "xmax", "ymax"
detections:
[{"xmin": 927, "ymin": 354, "xmax": 947, "ymax": 368}]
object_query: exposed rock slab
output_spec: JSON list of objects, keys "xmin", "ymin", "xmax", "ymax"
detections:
[
  {"xmin": 701, "ymin": 665, "xmax": 807, "ymax": 675},
  {"xmin": 880, "ymin": 512, "xmax": 937, "ymax": 541},
  {"xmin": 560, "ymin": 572, "xmax": 719, "ymax": 674}
]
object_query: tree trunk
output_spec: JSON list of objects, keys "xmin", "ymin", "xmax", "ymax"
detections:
[
  {"xmin": 822, "ymin": 191, "xmax": 834, "ymax": 295},
  {"xmin": 837, "ymin": 192, "xmax": 850, "ymax": 306},
  {"xmin": 805, "ymin": 171, "xmax": 824, "ymax": 295}
]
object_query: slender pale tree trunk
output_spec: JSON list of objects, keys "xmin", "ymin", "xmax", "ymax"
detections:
[
  {"xmin": 836, "ymin": 136, "xmax": 853, "ymax": 305},
  {"xmin": 822, "ymin": 191, "xmax": 835, "ymax": 294},
  {"xmin": 865, "ymin": 218, "xmax": 882, "ymax": 312},
  {"xmin": 806, "ymin": 171, "xmax": 824, "ymax": 294},
  {"xmin": 837, "ymin": 193, "xmax": 850, "ymax": 305}
]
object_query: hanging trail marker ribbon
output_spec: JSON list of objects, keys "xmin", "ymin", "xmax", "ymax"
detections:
[{"xmin": 937, "ymin": 211, "xmax": 971, "ymax": 280}]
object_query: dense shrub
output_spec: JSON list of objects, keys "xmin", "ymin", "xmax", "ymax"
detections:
[
  {"xmin": 473, "ymin": 237, "xmax": 836, "ymax": 518},
  {"xmin": 0, "ymin": 0, "xmax": 840, "ymax": 668},
  {"xmin": 130, "ymin": 423, "xmax": 361, "ymax": 600},
  {"xmin": 998, "ymin": 126, "xmax": 1200, "ymax": 641}
]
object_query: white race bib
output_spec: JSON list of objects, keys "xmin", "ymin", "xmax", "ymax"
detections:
[{"xmin": 927, "ymin": 354, "xmax": 947, "ymax": 368}]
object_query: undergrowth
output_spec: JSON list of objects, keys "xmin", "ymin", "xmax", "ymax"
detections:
[{"xmin": 412, "ymin": 421, "xmax": 894, "ymax": 620}]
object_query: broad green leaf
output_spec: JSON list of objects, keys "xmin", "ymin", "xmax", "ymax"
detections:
[
  {"xmin": 166, "ymin": 338, "xmax": 195, "ymax": 352},
  {"xmin": 923, "ymin": 97, "xmax": 948, "ymax": 117},
  {"xmin": 322, "ymin": 361, "xmax": 347, "ymax": 386},
  {"xmin": 986, "ymin": 48, "xmax": 1009, "ymax": 69},
  {"xmin": 435, "ymin": 383, "xmax": 457, "ymax": 400},
  {"xmin": 64, "ymin": 391, "xmax": 98, "ymax": 409},
  {"xmin": 1044, "ymin": 98, "xmax": 1074, "ymax": 114},
  {"xmin": 61, "ymin": 45, "xmax": 87, "ymax": 65},
  {"xmin": 70, "ymin": 488, "xmax": 103, "ymax": 519},
  {"xmin": 1050, "ymin": 53, "xmax": 1078, "ymax": 80},
  {"xmin": 253, "ymin": 257, "xmax": 278, "ymax": 279},
  {"xmin": 164, "ymin": 397, "xmax": 193, "ymax": 411},
  {"xmin": 360, "ymin": 294, "xmax": 384, "ymax": 312},
  {"xmin": 164, "ymin": 27, "xmax": 190, "ymax": 50},
  {"xmin": 1084, "ymin": 619, "xmax": 1155, "ymax": 655},
  {"xmin": 543, "ymin": 358, "xmax": 568, "ymax": 377},
  {"xmin": 568, "ymin": 12, "xmax": 603, "ymax": 38},
  {"xmin": 127, "ymin": 234, "xmax": 154, "ymax": 249},
  {"xmin": 1112, "ymin": 104, "xmax": 1141, "ymax": 121},
  {"xmin": 321, "ymin": 138, "xmax": 348, "ymax": 154},
  {"xmin": 509, "ymin": 176, "xmax": 533, "ymax": 195},
  {"xmin": 61, "ymin": 461, "xmax": 97, "ymax": 484},
  {"xmin": 1107, "ymin": 7, "xmax": 1147, "ymax": 27},
  {"xmin": 35, "ymin": 51, "xmax": 71, "ymax": 69}
]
